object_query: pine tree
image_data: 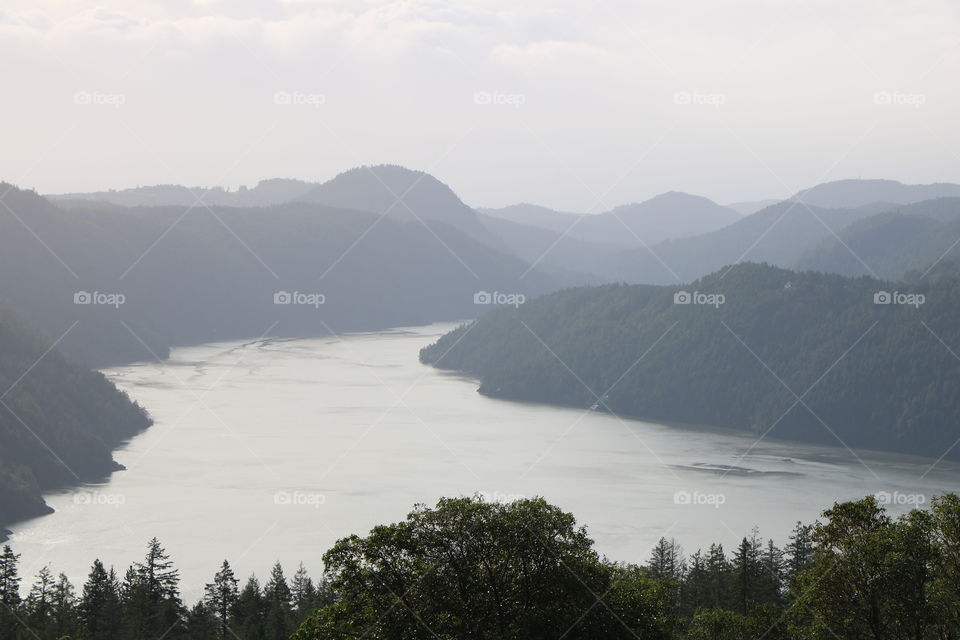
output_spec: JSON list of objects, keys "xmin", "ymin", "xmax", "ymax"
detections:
[
  {"xmin": 51, "ymin": 571, "xmax": 79, "ymax": 638},
  {"xmin": 784, "ymin": 521, "xmax": 814, "ymax": 589},
  {"xmin": 205, "ymin": 560, "xmax": 239, "ymax": 640},
  {"xmin": 124, "ymin": 539, "xmax": 184, "ymax": 639},
  {"xmin": 264, "ymin": 562, "xmax": 293, "ymax": 640},
  {"xmin": 290, "ymin": 562, "xmax": 317, "ymax": 625},
  {"xmin": 704, "ymin": 543, "xmax": 730, "ymax": 609},
  {"xmin": 0, "ymin": 544, "xmax": 22, "ymax": 638},
  {"xmin": 81, "ymin": 560, "xmax": 122, "ymax": 640},
  {"xmin": 232, "ymin": 576, "xmax": 266, "ymax": 640},
  {"xmin": 647, "ymin": 537, "xmax": 686, "ymax": 580},
  {"xmin": 24, "ymin": 565, "xmax": 55, "ymax": 634},
  {"xmin": 760, "ymin": 539, "xmax": 785, "ymax": 604},
  {"xmin": 731, "ymin": 533, "xmax": 763, "ymax": 613},
  {"xmin": 0, "ymin": 545, "xmax": 21, "ymax": 606}
]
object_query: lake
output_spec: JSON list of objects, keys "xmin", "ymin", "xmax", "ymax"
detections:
[{"xmin": 9, "ymin": 323, "xmax": 960, "ymax": 599}]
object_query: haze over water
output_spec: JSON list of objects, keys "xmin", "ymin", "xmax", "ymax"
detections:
[{"xmin": 9, "ymin": 323, "xmax": 959, "ymax": 594}]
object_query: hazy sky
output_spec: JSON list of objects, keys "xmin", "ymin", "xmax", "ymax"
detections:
[{"xmin": 1, "ymin": 0, "xmax": 958, "ymax": 210}]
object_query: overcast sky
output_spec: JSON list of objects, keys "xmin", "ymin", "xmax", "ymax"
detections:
[{"xmin": 1, "ymin": 0, "xmax": 958, "ymax": 210}]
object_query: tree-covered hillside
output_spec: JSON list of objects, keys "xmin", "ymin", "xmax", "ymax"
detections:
[
  {"xmin": 0, "ymin": 310, "xmax": 150, "ymax": 535},
  {"xmin": 0, "ymin": 183, "xmax": 556, "ymax": 366},
  {"xmin": 421, "ymin": 263, "xmax": 960, "ymax": 459}
]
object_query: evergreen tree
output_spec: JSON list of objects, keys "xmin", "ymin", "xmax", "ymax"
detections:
[
  {"xmin": 704, "ymin": 543, "xmax": 730, "ymax": 609},
  {"xmin": 204, "ymin": 560, "xmax": 239, "ymax": 640},
  {"xmin": 647, "ymin": 537, "xmax": 686, "ymax": 580},
  {"xmin": 0, "ymin": 544, "xmax": 22, "ymax": 638},
  {"xmin": 784, "ymin": 521, "xmax": 813, "ymax": 589},
  {"xmin": 50, "ymin": 571, "xmax": 79, "ymax": 638},
  {"xmin": 232, "ymin": 576, "xmax": 266, "ymax": 640},
  {"xmin": 24, "ymin": 565, "xmax": 54, "ymax": 635},
  {"xmin": 290, "ymin": 563, "xmax": 318, "ymax": 625},
  {"xmin": 80, "ymin": 560, "xmax": 122, "ymax": 640},
  {"xmin": 263, "ymin": 562, "xmax": 293, "ymax": 640},
  {"xmin": 185, "ymin": 601, "xmax": 218, "ymax": 640},
  {"xmin": 730, "ymin": 533, "xmax": 763, "ymax": 613}
]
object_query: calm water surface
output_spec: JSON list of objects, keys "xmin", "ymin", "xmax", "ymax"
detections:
[{"xmin": 9, "ymin": 323, "xmax": 960, "ymax": 598}]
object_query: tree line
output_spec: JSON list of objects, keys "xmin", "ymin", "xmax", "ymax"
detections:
[
  {"xmin": 3, "ymin": 492, "xmax": 959, "ymax": 639},
  {"xmin": 0, "ymin": 539, "xmax": 330, "ymax": 640}
]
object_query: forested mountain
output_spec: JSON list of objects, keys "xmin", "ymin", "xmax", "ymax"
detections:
[
  {"xmin": 421, "ymin": 263, "xmax": 960, "ymax": 459},
  {"xmin": 0, "ymin": 183, "xmax": 556, "ymax": 366},
  {"xmin": 790, "ymin": 178, "xmax": 960, "ymax": 208},
  {"xmin": 50, "ymin": 179, "xmax": 317, "ymax": 208},
  {"xmin": 796, "ymin": 197, "xmax": 960, "ymax": 279},
  {"xmin": 0, "ymin": 310, "xmax": 150, "ymax": 536}
]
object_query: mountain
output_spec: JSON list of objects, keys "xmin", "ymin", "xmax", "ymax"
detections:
[
  {"xmin": 421, "ymin": 263, "xmax": 960, "ymax": 459},
  {"xmin": 478, "ymin": 203, "xmax": 583, "ymax": 233},
  {"xmin": 481, "ymin": 192, "xmax": 741, "ymax": 248},
  {"xmin": 795, "ymin": 198, "xmax": 960, "ymax": 280},
  {"xmin": 725, "ymin": 199, "xmax": 781, "ymax": 215},
  {"xmin": 611, "ymin": 199, "xmax": 895, "ymax": 284},
  {"xmin": 475, "ymin": 214, "xmax": 625, "ymax": 284},
  {"xmin": 298, "ymin": 165, "xmax": 475, "ymax": 224},
  {"xmin": 50, "ymin": 178, "xmax": 317, "ymax": 208},
  {"xmin": 791, "ymin": 179, "xmax": 960, "ymax": 209},
  {"xmin": 0, "ymin": 308, "xmax": 150, "ymax": 537},
  {"xmin": 0, "ymin": 183, "xmax": 557, "ymax": 366}
]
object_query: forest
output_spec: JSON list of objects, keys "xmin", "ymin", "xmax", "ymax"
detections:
[
  {"xmin": 0, "ymin": 309, "xmax": 151, "ymax": 535},
  {"xmin": 421, "ymin": 262, "xmax": 960, "ymax": 459},
  {"xmin": 1, "ymin": 492, "xmax": 958, "ymax": 639}
]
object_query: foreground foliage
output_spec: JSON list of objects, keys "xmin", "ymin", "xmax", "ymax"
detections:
[{"xmin": 3, "ymin": 493, "xmax": 959, "ymax": 639}]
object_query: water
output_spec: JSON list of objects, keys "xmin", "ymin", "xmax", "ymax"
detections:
[{"xmin": 9, "ymin": 323, "xmax": 960, "ymax": 599}]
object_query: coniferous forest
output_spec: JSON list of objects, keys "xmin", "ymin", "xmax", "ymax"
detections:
[{"xmin": 1, "ymin": 493, "xmax": 959, "ymax": 640}]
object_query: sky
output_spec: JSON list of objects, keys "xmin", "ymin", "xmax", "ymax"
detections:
[{"xmin": 1, "ymin": 0, "xmax": 958, "ymax": 210}]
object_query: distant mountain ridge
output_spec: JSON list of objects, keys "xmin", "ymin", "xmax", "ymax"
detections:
[
  {"xmin": 791, "ymin": 179, "xmax": 960, "ymax": 209},
  {"xmin": 51, "ymin": 178, "xmax": 317, "ymax": 208},
  {"xmin": 480, "ymin": 192, "xmax": 741, "ymax": 248}
]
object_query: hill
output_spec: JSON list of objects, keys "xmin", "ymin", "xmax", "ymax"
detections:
[
  {"xmin": 796, "ymin": 198, "xmax": 960, "ymax": 279},
  {"xmin": 481, "ymin": 192, "xmax": 741, "ymax": 248},
  {"xmin": 612, "ymin": 200, "xmax": 894, "ymax": 284},
  {"xmin": 421, "ymin": 263, "xmax": 960, "ymax": 459},
  {"xmin": 0, "ymin": 309, "xmax": 150, "ymax": 537},
  {"xmin": 791, "ymin": 178, "xmax": 960, "ymax": 209},
  {"xmin": 0, "ymin": 184, "xmax": 557, "ymax": 366}
]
